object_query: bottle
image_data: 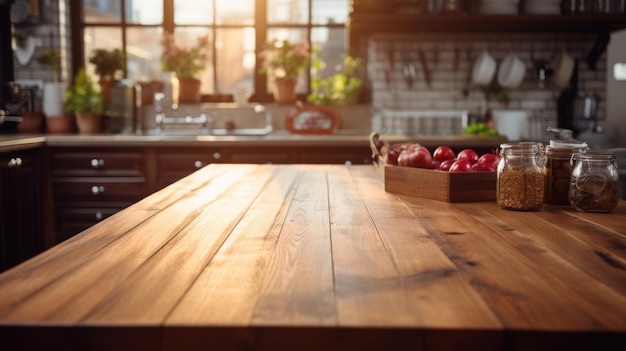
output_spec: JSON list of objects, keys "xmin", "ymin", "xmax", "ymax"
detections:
[
  {"xmin": 569, "ymin": 149, "xmax": 620, "ymax": 212},
  {"xmin": 161, "ymin": 72, "xmax": 180, "ymax": 109},
  {"xmin": 497, "ymin": 142, "xmax": 546, "ymax": 211}
]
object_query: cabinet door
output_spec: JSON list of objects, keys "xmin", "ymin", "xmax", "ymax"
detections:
[{"xmin": 0, "ymin": 148, "xmax": 44, "ymax": 272}]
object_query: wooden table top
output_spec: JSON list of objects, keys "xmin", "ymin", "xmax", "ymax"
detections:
[{"xmin": 1, "ymin": 164, "xmax": 625, "ymax": 350}]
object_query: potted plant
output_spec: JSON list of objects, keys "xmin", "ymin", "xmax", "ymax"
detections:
[
  {"xmin": 89, "ymin": 48, "xmax": 125, "ymax": 104},
  {"xmin": 65, "ymin": 68, "xmax": 104, "ymax": 134},
  {"xmin": 259, "ymin": 39, "xmax": 310, "ymax": 104},
  {"xmin": 307, "ymin": 50, "xmax": 362, "ymax": 106},
  {"xmin": 161, "ymin": 32, "xmax": 210, "ymax": 103}
]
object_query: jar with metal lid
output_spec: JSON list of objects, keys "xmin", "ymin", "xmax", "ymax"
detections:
[
  {"xmin": 569, "ymin": 149, "xmax": 620, "ymax": 213},
  {"xmin": 543, "ymin": 140, "xmax": 588, "ymax": 205},
  {"xmin": 497, "ymin": 142, "xmax": 545, "ymax": 211}
]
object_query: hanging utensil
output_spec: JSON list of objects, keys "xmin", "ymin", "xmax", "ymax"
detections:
[
  {"xmin": 384, "ymin": 46, "xmax": 394, "ymax": 89},
  {"xmin": 418, "ymin": 48, "xmax": 432, "ymax": 88},
  {"xmin": 462, "ymin": 44, "xmax": 473, "ymax": 97},
  {"xmin": 402, "ymin": 50, "xmax": 416, "ymax": 89}
]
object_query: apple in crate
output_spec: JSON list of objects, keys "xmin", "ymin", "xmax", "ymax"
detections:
[{"xmin": 397, "ymin": 145, "xmax": 433, "ymax": 169}]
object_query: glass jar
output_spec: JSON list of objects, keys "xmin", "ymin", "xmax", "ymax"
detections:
[
  {"xmin": 497, "ymin": 142, "xmax": 545, "ymax": 211},
  {"xmin": 569, "ymin": 150, "xmax": 620, "ymax": 213},
  {"xmin": 544, "ymin": 140, "xmax": 588, "ymax": 205}
]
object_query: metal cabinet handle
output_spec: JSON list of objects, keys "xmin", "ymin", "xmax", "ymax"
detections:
[
  {"xmin": 95, "ymin": 211, "xmax": 104, "ymax": 221},
  {"xmin": 7, "ymin": 157, "xmax": 22, "ymax": 168},
  {"xmin": 194, "ymin": 160, "xmax": 203, "ymax": 168},
  {"xmin": 212, "ymin": 152, "xmax": 222, "ymax": 160},
  {"xmin": 91, "ymin": 185, "xmax": 105, "ymax": 195},
  {"xmin": 91, "ymin": 158, "xmax": 105, "ymax": 168}
]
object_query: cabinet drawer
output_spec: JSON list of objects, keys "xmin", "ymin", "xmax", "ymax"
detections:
[
  {"xmin": 50, "ymin": 149, "xmax": 146, "ymax": 177},
  {"xmin": 156, "ymin": 150, "xmax": 223, "ymax": 189},
  {"xmin": 54, "ymin": 207, "xmax": 119, "ymax": 243},
  {"xmin": 52, "ymin": 177, "xmax": 147, "ymax": 205}
]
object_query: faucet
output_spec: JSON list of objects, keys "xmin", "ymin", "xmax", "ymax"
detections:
[{"xmin": 154, "ymin": 92, "xmax": 209, "ymax": 134}]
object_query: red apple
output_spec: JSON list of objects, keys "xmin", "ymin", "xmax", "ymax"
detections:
[
  {"xmin": 433, "ymin": 146, "xmax": 456, "ymax": 162},
  {"xmin": 472, "ymin": 162, "xmax": 496, "ymax": 172},
  {"xmin": 386, "ymin": 143, "xmax": 412, "ymax": 166},
  {"xmin": 457, "ymin": 149, "xmax": 479, "ymax": 164},
  {"xmin": 449, "ymin": 159, "xmax": 473, "ymax": 172},
  {"xmin": 437, "ymin": 158, "xmax": 457, "ymax": 171},
  {"xmin": 397, "ymin": 145, "xmax": 433, "ymax": 169},
  {"xmin": 477, "ymin": 153, "xmax": 501, "ymax": 169}
]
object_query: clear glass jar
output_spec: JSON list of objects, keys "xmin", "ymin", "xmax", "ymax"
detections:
[
  {"xmin": 497, "ymin": 142, "xmax": 545, "ymax": 211},
  {"xmin": 569, "ymin": 150, "xmax": 620, "ymax": 213},
  {"xmin": 544, "ymin": 141, "xmax": 588, "ymax": 205}
]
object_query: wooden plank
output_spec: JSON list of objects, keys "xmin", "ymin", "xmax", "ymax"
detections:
[
  {"xmin": 164, "ymin": 165, "xmax": 301, "ymax": 326},
  {"xmin": 81, "ymin": 165, "xmax": 285, "ymax": 323},
  {"xmin": 400, "ymin": 196, "xmax": 626, "ymax": 330},
  {"xmin": 349, "ymin": 165, "xmax": 502, "ymax": 330},
  {"xmin": 0, "ymin": 165, "xmax": 259, "ymax": 322},
  {"xmin": 327, "ymin": 165, "xmax": 421, "ymax": 326},
  {"xmin": 250, "ymin": 165, "xmax": 336, "ymax": 326}
]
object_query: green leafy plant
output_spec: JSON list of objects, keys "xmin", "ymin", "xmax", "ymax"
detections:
[
  {"xmin": 65, "ymin": 68, "xmax": 104, "ymax": 115},
  {"xmin": 307, "ymin": 49, "xmax": 362, "ymax": 105},
  {"xmin": 259, "ymin": 39, "xmax": 310, "ymax": 80},
  {"xmin": 161, "ymin": 32, "xmax": 210, "ymax": 79},
  {"xmin": 89, "ymin": 48, "xmax": 125, "ymax": 81},
  {"xmin": 36, "ymin": 48, "xmax": 61, "ymax": 83}
]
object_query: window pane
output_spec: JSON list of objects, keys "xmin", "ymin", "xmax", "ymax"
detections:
[
  {"xmin": 126, "ymin": 27, "xmax": 163, "ymax": 82},
  {"xmin": 266, "ymin": 28, "xmax": 309, "ymax": 93},
  {"xmin": 126, "ymin": 0, "xmax": 163, "ymax": 24},
  {"xmin": 169, "ymin": 28, "xmax": 215, "ymax": 94},
  {"xmin": 216, "ymin": 0, "xmax": 254, "ymax": 25},
  {"xmin": 311, "ymin": 26, "xmax": 346, "ymax": 78},
  {"xmin": 312, "ymin": 0, "xmax": 348, "ymax": 24},
  {"xmin": 216, "ymin": 28, "xmax": 255, "ymax": 93},
  {"xmin": 175, "ymin": 0, "xmax": 214, "ymax": 25},
  {"xmin": 268, "ymin": 0, "xmax": 308, "ymax": 24},
  {"xmin": 83, "ymin": 27, "xmax": 123, "ymax": 80},
  {"xmin": 83, "ymin": 0, "xmax": 121, "ymax": 24}
]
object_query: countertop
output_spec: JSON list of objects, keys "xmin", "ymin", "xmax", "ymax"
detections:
[
  {"xmin": 0, "ymin": 131, "xmax": 508, "ymax": 150},
  {"xmin": 0, "ymin": 164, "xmax": 624, "ymax": 350}
]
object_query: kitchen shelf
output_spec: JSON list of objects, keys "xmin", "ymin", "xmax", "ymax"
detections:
[{"xmin": 348, "ymin": 14, "xmax": 626, "ymax": 34}]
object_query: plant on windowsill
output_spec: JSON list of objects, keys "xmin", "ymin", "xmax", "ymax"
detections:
[
  {"xmin": 306, "ymin": 49, "xmax": 362, "ymax": 106},
  {"xmin": 65, "ymin": 68, "xmax": 104, "ymax": 134},
  {"xmin": 36, "ymin": 48, "xmax": 67, "ymax": 122},
  {"xmin": 161, "ymin": 32, "xmax": 210, "ymax": 103},
  {"xmin": 89, "ymin": 48, "xmax": 125, "ymax": 104},
  {"xmin": 259, "ymin": 39, "xmax": 310, "ymax": 104}
]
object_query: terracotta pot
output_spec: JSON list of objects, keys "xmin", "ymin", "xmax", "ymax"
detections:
[
  {"xmin": 99, "ymin": 79, "xmax": 115, "ymax": 105},
  {"xmin": 75, "ymin": 112, "xmax": 103, "ymax": 134},
  {"xmin": 18, "ymin": 112, "xmax": 44, "ymax": 133},
  {"xmin": 178, "ymin": 77, "xmax": 201, "ymax": 103},
  {"xmin": 273, "ymin": 78, "xmax": 297, "ymax": 104},
  {"xmin": 46, "ymin": 114, "xmax": 75, "ymax": 134}
]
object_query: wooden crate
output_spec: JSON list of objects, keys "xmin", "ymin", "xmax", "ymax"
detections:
[{"xmin": 376, "ymin": 162, "xmax": 497, "ymax": 203}]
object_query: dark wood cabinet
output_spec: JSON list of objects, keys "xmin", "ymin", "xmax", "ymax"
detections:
[
  {"xmin": 48, "ymin": 143, "xmax": 372, "ymax": 242},
  {"xmin": 0, "ymin": 147, "xmax": 45, "ymax": 272},
  {"xmin": 49, "ymin": 147, "xmax": 149, "ymax": 243}
]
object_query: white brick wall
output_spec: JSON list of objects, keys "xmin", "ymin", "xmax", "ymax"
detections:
[{"xmin": 369, "ymin": 32, "xmax": 607, "ymax": 140}]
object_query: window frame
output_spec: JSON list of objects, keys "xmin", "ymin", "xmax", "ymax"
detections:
[{"xmin": 70, "ymin": 0, "xmax": 347, "ymax": 103}]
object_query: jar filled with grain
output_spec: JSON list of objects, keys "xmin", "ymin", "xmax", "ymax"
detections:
[
  {"xmin": 544, "ymin": 140, "xmax": 588, "ymax": 205},
  {"xmin": 497, "ymin": 142, "xmax": 545, "ymax": 211},
  {"xmin": 569, "ymin": 149, "xmax": 620, "ymax": 213}
]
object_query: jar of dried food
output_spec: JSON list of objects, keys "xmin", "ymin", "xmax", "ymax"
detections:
[
  {"xmin": 569, "ymin": 149, "xmax": 619, "ymax": 213},
  {"xmin": 497, "ymin": 142, "xmax": 545, "ymax": 211},
  {"xmin": 544, "ymin": 140, "xmax": 588, "ymax": 205}
]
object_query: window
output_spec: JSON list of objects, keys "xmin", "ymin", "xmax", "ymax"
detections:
[{"xmin": 74, "ymin": 0, "xmax": 348, "ymax": 102}]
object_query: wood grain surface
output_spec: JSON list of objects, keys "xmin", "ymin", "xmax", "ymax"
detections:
[{"xmin": 0, "ymin": 164, "xmax": 625, "ymax": 350}]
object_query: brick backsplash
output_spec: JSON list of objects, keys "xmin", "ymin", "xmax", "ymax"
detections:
[{"xmin": 369, "ymin": 32, "xmax": 607, "ymax": 140}]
